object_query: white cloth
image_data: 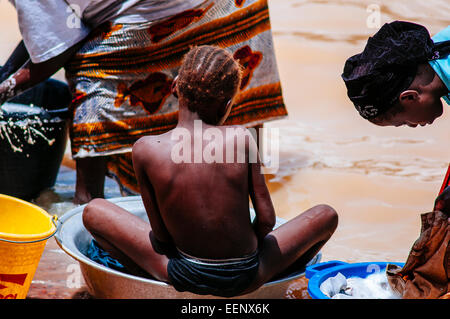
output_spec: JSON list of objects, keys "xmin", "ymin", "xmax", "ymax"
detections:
[
  {"xmin": 319, "ymin": 272, "xmax": 347, "ymax": 298},
  {"xmin": 10, "ymin": 0, "xmax": 205, "ymax": 63},
  {"xmin": 320, "ymin": 271, "xmax": 401, "ymax": 299}
]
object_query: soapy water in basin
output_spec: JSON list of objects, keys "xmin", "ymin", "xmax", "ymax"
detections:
[
  {"xmin": 345, "ymin": 273, "xmax": 401, "ymax": 299},
  {"xmin": 0, "ymin": 103, "xmax": 62, "ymax": 154},
  {"xmin": 320, "ymin": 272, "xmax": 401, "ymax": 299}
]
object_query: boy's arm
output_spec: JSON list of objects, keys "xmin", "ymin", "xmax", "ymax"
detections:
[
  {"xmin": 132, "ymin": 139, "xmax": 174, "ymax": 255},
  {"xmin": 248, "ymin": 136, "xmax": 276, "ymax": 242}
]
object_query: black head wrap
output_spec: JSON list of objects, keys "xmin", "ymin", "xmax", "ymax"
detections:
[{"xmin": 342, "ymin": 21, "xmax": 450, "ymax": 120}]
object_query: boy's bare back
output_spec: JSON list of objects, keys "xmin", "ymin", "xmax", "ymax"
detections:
[{"xmin": 132, "ymin": 124, "xmax": 260, "ymax": 259}]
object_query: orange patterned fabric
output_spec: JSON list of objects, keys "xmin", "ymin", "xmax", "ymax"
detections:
[
  {"xmin": 114, "ymin": 72, "xmax": 173, "ymax": 114},
  {"xmin": 148, "ymin": 3, "xmax": 214, "ymax": 43},
  {"xmin": 233, "ymin": 45, "xmax": 263, "ymax": 90},
  {"xmin": 65, "ymin": 0, "xmax": 287, "ymax": 195}
]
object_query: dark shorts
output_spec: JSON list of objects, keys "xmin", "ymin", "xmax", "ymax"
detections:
[{"xmin": 167, "ymin": 249, "xmax": 259, "ymax": 297}]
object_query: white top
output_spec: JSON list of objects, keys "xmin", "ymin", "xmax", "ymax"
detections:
[{"xmin": 10, "ymin": 0, "xmax": 205, "ymax": 63}]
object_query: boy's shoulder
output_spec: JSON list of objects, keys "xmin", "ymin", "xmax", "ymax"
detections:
[
  {"xmin": 223, "ymin": 124, "xmax": 257, "ymax": 139},
  {"xmin": 132, "ymin": 133, "xmax": 172, "ymax": 158},
  {"xmin": 220, "ymin": 124, "xmax": 255, "ymax": 137},
  {"xmin": 221, "ymin": 124, "xmax": 246, "ymax": 130},
  {"xmin": 133, "ymin": 135, "xmax": 159, "ymax": 149},
  {"xmin": 220, "ymin": 124, "xmax": 259, "ymax": 153}
]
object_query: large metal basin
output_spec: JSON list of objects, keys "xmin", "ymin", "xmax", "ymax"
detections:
[{"xmin": 55, "ymin": 196, "xmax": 321, "ymax": 299}]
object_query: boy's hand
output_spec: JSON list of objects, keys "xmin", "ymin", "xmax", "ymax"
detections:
[{"xmin": 434, "ymin": 186, "xmax": 450, "ymax": 215}]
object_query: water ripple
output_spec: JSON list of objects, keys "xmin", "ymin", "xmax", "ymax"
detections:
[
  {"xmin": 266, "ymin": 123, "xmax": 447, "ymax": 183},
  {"xmin": 272, "ymin": 0, "xmax": 449, "ymax": 44}
]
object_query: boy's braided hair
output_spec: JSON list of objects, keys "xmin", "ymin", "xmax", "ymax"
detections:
[{"xmin": 176, "ymin": 45, "xmax": 243, "ymax": 125}]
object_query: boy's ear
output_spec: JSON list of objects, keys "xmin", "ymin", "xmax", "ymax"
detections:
[
  {"xmin": 171, "ymin": 75, "xmax": 179, "ymax": 98},
  {"xmin": 223, "ymin": 99, "xmax": 233, "ymax": 117},
  {"xmin": 226, "ymin": 99, "xmax": 233, "ymax": 109},
  {"xmin": 217, "ymin": 99, "xmax": 234, "ymax": 125},
  {"xmin": 399, "ymin": 90, "xmax": 419, "ymax": 103}
]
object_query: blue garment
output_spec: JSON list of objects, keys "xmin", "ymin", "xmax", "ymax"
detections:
[
  {"xmin": 86, "ymin": 239, "xmax": 126, "ymax": 272},
  {"xmin": 167, "ymin": 249, "xmax": 259, "ymax": 297},
  {"xmin": 429, "ymin": 26, "xmax": 450, "ymax": 104}
]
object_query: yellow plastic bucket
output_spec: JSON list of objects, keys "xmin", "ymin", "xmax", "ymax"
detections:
[{"xmin": 0, "ymin": 194, "xmax": 57, "ymax": 299}]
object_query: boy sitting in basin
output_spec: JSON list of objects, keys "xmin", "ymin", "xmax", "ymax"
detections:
[{"xmin": 82, "ymin": 46, "xmax": 338, "ymax": 297}]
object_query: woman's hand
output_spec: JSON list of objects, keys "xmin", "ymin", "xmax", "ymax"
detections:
[
  {"xmin": 0, "ymin": 40, "xmax": 29, "ymax": 105},
  {"xmin": 0, "ymin": 75, "xmax": 21, "ymax": 105},
  {"xmin": 0, "ymin": 41, "xmax": 29, "ymax": 82},
  {"xmin": 0, "ymin": 40, "xmax": 83, "ymax": 106}
]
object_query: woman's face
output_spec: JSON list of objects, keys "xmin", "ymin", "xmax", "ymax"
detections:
[{"xmin": 373, "ymin": 93, "xmax": 444, "ymax": 128}]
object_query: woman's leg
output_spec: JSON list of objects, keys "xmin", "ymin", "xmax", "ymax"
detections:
[
  {"xmin": 74, "ymin": 156, "xmax": 108, "ymax": 204},
  {"xmin": 243, "ymin": 204, "xmax": 338, "ymax": 294},
  {"xmin": 82, "ymin": 198, "xmax": 169, "ymax": 282}
]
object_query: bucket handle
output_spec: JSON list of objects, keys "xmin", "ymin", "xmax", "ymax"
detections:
[
  {"xmin": 305, "ymin": 260, "xmax": 347, "ymax": 279},
  {"xmin": 0, "ymin": 215, "xmax": 59, "ymax": 244}
]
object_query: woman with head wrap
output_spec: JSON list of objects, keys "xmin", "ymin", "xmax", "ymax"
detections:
[
  {"xmin": 343, "ymin": 21, "xmax": 450, "ymax": 299},
  {"xmin": 342, "ymin": 21, "xmax": 449, "ymax": 128}
]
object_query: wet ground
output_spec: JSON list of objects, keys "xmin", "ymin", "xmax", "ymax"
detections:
[
  {"xmin": 26, "ymin": 161, "xmax": 123, "ymax": 299},
  {"xmin": 27, "ymin": 239, "xmax": 92, "ymax": 299},
  {"xmin": 27, "ymin": 164, "xmax": 121, "ymax": 299}
]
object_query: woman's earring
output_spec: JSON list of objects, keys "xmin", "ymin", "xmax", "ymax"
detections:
[{"xmin": 172, "ymin": 75, "xmax": 179, "ymax": 99}]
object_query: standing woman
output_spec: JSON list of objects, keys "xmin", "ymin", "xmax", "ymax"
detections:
[{"xmin": 0, "ymin": 0, "xmax": 287, "ymax": 204}]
